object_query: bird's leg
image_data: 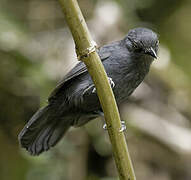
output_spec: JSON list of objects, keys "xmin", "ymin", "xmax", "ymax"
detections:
[{"xmin": 92, "ymin": 77, "xmax": 115, "ymax": 93}]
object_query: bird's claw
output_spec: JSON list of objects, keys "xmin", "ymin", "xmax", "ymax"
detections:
[
  {"xmin": 119, "ymin": 121, "xmax": 126, "ymax": 132},
  {"xmin": 108, "ymin": 77, "xmax": 115, "ymax": 88},
  {"xmin": 103, "ymin": 121, "xmax": 126, "ymax": 132},
  {"xmin": 92, "ymin": 87, "xmax": 96, "ymax": 93},
  {"xmin": 92, "ymin": 77, "xmax": 115, "ymax": 93},
  {"xmin": 103, "ymin": 123, "xmax": 107, "ymax": 130}
]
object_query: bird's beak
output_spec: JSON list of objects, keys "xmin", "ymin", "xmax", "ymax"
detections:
[{"xmin": 145, "ymin": 47, "xmax": 157, "ymax": 59}]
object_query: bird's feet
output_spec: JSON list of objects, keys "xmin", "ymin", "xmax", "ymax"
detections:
[
  {"xmin": 103, "ymin": 121, "xmax": 126, "ymax": 132},
  {"xmin": 92, "ymin": 77, "xmax": 115, "ymax": 93},
  {"xmin": 119, "ymin": 121, "xmax": 126, "ymax": 132},
  {"xmin": 108, "ymin": 77, "xmax": 115, "ymax": 88}
]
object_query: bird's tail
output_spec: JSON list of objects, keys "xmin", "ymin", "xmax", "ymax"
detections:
[{"xmin": 18, "ymin": 105, "xmax": 71, "ymax": 155}]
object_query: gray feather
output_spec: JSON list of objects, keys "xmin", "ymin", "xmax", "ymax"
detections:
[
  {"xmin": 18, "ymin": 106, "xmax": 71, "ymax": 155},
  {"xmin": 18, "ymin": 27, "xmax": 159, "ymax": 155}
]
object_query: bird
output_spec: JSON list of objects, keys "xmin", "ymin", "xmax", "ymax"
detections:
[{"xmin": 18, "ymin": 27, "xmax": 159, "ymax": 155}]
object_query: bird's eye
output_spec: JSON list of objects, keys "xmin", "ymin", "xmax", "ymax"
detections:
[
  {"xmin": 134, "ymin": 48, "xmax": 143, "ymax": 53},
  {"xmin": 132, "ymin": 41, "xmax": 143, "ymax": 53}
]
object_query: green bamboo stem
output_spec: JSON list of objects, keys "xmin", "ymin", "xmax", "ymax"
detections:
[{"xmin": 58, "ymin": 0, "xmax": 136, "ymax": 179}]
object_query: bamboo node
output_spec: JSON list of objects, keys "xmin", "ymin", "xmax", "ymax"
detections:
[{"xmin": 77, "ymin": 41, "xmax": 97, "ymax": 60}]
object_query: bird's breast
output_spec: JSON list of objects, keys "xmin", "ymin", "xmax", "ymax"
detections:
[{"xmin": 112, "ymin": 67, "xmax": 148, "ymax": 104}]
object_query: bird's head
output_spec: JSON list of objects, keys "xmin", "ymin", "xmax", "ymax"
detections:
[{"xmin": 124, "ymin": 27, "xmax": 159, "ymax": 59}]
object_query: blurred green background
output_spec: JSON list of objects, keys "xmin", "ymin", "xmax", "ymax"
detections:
[{"xmin": 0, "ymin": 0, "xmax": 191, "ymax": 179}]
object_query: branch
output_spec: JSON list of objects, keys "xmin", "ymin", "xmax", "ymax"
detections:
[{"xmin": 58, "ymin": 0, "xmax": 136, "ymax": 179}]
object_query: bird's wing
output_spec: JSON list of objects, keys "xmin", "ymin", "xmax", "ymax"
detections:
[{"xmin": 48, "ymin": 47, "xmax": 111, "ymax": 102}]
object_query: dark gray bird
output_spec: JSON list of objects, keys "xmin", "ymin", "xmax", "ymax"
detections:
[{"xmin": 18, "ymin": 27, "xmax": 159, "ymax": 155}]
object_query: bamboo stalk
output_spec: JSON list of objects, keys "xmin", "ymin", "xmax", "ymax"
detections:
[{"xmin": 58, "ymin": 0, "xmax": 136, "ymax": 179}]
